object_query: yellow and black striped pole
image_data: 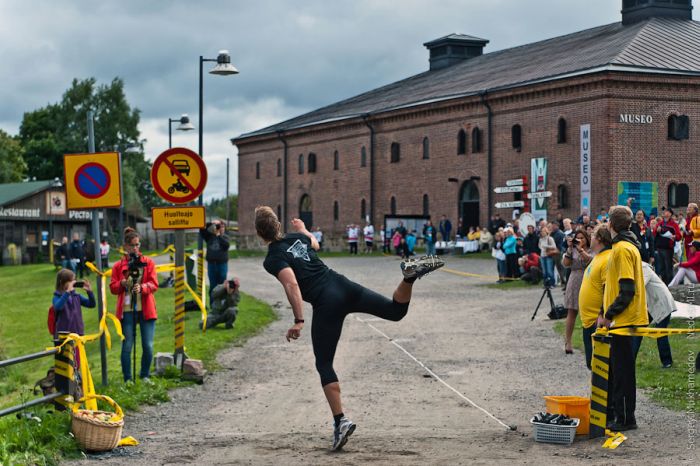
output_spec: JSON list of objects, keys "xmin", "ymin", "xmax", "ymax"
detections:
[
  {"xmin": 589, "ymin": 333, "xmax": 612, "ymax": 438},
  {"xmin": 174, "ymin": 231, "xmax": 187, "ymax": 368},
  {"xmin": 54, "ymin": 333, "xmax": 78, "ymax": 404},
  {"xmin": 197, "ymin": 249, "xmax": 204, "ymax": 298}
]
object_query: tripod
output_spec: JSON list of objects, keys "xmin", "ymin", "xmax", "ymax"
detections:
[{"xmin": 531, "ymin": 285, "xmax": 556, "ymax": 321}]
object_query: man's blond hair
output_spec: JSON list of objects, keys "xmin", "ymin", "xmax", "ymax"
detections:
[
  {"xmin": 608, "ymin": 205, "xmax": 632, "ymax": 233},
  {"xmin": 592, "ymin": 223, "xmax": 613, "ymax": 248},
  {"xmin": 255, "ymin": 206, "xmax": 283, "ymax": 242}
]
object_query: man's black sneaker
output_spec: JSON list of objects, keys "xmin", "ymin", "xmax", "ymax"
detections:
[
  {"xmin": 609, "ymin": 421, "xmax": 637, "ymax": 432},
  {"xmin": 400, "ymin": 255, "xmax": 445, "ymax": 280}
]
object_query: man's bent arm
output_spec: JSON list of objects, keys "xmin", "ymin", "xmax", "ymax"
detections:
[
  {"xmin": 277, "ymin": 267, "xmax": 304, "ymax": 321},
  {"xmin": 605, "ymin": 278, "xmax": 635, "ymax": 321}
]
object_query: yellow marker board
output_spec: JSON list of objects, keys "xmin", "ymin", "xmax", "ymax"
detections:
[{"xmin": 152, "ymin": 206, "xmax": 206, "ymax": 230}]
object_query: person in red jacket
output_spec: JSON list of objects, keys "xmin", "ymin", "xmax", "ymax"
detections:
[
  {"xmin": 669, "ymin": 241, "xmax": 700, "ymax": 287},
  {"xmin": 653, "ymin": 208, "xmax": 682, "ymax": 284},
  {"xmin": 110, "ymin": 227, "xmax": 158, "ymax": 382}
]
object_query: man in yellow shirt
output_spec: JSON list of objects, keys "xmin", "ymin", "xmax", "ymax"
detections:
[
  {"xmin": 600, "ymin": 206, "xmax": 649, "ymax": 431},
  {"xmin": 578, "ymin": 224, "xmax": 613, "ymax": 370}
]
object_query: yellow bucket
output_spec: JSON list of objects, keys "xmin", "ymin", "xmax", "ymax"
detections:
[{"xmin": 544, "ymin": 396, "xmax": 590, "ymax": 435}]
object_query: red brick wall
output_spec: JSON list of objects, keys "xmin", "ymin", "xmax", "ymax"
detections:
[{"xmin": 236, "ymin": 72, "xmax": 700, "ymax": 248}]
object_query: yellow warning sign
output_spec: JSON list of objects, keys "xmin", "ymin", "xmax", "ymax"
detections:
[
  {"xmin": 64, "ymin": 152, "xmax": 122, "ymax": 209},
  {"xmin": 152, "ymin": 206, "xmax": 206, "ymax": 230},
  {"xmin": 150, "ymin": 147, "xmax": 207, "ymax": 204}
]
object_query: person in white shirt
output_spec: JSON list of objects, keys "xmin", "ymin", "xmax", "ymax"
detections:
[
  {"xmin": 346, "ymin": 224, "xmax": 359, "ymax": 254},
  {"xmin": 312, "ymin": 227, "xmax": 324, "ymax": 252},
  {"xmin": 363, "ymin": 223, "xmax": 374, "ymax": 253}
]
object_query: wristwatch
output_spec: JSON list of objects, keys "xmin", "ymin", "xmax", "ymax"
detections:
[{"xmin": 294, "ymin": 318, "xmax": 305, "ymax": 324}]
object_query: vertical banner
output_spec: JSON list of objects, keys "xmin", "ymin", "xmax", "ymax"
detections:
[
  {"xmin": 530, "ymin": 157, "xmax": 548, "ymax": 222},
  {"xmin": 580, "ymin": 124, "xmax": 591, "ymax": 215}
]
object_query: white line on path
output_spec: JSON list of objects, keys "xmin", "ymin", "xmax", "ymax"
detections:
[{"xmin": 355, "ymin": 316, "xmax": 512, "ymax": 431}]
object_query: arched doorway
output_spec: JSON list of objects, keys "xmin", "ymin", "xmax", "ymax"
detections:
[
  {"xmin": 299, "ymin": 194, "xmax": 313, "ymax": 228},
  {"xmin": 459, "ymin": 181, "xmax": 480, "ymax": 229}
]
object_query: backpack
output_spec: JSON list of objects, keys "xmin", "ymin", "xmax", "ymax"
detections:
[{"xmin": 47, "ymin": 305, "xmax": 56, "ymax": 337}]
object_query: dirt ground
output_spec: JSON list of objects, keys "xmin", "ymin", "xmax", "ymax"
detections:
[{"xmin": 69, "ymin": 256, "xmax": 697, "ymax": 465}]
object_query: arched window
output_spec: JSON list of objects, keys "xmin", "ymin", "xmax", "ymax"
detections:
[
  {"xmin": 390, "ymin": 142, "xmax": 400, "ymax": 163},
  {"xmin": 677, "ymin": 183, "xmax": 690, "ymax": 207},
  {"xmin": 422, "ymin": 137, "xmax": 430, "ymax": 159},
  {"xmin": 457, "ymin": 129, "xmax": 467, "ymax": 155},
  {"xmin": 423, "ymin": 194, "xmax": 429, "ymax": 217},
  {"xmin": 668, "ymin": 183, "xmax": 689, "ymax": 208},
  {"xmin": 308, "ymin": 153, "xmax": 317, "ymax": 173},
  {"xmin": 361, "ymin": 146, "xmax": 367, "ymax": 167},
  {"xmin": 333, "ymin": 200, "xmax": 339, "ymax": 221},
  {"xmin": 557, "ymin": 118, "xmax": 567, "ymax": 144},
  {"xmin": 333, "ymin": 150, "xmax": 339, "ymax": 170},
  {"xmin": 471, "ymin": 127, "xmax": 482, "ymax": 153},
  {"xmin": 668, "ymin": 114, "xmax": 690, "ymax": 140},
  {"xmin": 557, "ymin": 184, "xmax": 569, "ymax": 209},
  {"xmin": 390, "ymin": 196, "xmax": 397, "ymax": 215},
  {"xmin": 255, "ymin": 162, "xmax": 260, "ymax": 179},
  {"xmin": 512, "ymin": 124, "xmax": 522, "ymax": 151},
  {"xmin": 361, "ymin": 199, "xmax": 366, "ymax": 220},
  {"xmin": 276, "ymin": 158, "xmax": 281, "ymax": 177},
  {"xmin": 298, "ymin": 154, "xmax": 304, "ymax": 174}
]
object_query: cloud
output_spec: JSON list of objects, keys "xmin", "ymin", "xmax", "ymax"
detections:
[{"xmin": 0, "ymin": 0, "xmax": 625, "ymax": 199}]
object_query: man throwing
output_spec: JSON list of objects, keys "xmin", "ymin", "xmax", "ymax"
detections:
[{"xmin": 255, "ymin": 206, "xmax": 444, "ymax": 451}]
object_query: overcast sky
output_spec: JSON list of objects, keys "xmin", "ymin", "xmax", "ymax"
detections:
[{"xmin": 0, "ymin": 0, "xmax": 629, "ymax": 200}]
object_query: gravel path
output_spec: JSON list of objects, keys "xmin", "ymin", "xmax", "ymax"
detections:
[{"xmin": 68, "ymin": 256, "xmax": 697, "ymax": 465}]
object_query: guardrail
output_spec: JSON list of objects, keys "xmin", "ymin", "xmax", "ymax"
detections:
[{"xmin": 0, "ymin": 333, "xmax": 79, "ymax": 418}]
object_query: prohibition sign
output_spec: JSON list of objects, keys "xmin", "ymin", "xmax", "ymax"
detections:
[
  {"xmin": 151, "ymin": 147, "xmax": 208, "ymax": 204},
  {"xmin": 75, "ymin": 163, "xmax": 111, "ymax": 199}
]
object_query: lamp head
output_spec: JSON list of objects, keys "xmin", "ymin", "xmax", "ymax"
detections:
[
  {"xmin": 210, "ymin": 50, "xmax": 239, "ymax": 75},
  {"xmin": 177, "ymin": 114, "xmax": 195, "ymax": 131}
]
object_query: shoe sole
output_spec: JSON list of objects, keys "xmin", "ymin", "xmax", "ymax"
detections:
[{"xmin": 334, "ymin": 423, "xmax": 356, "ymax": 451}]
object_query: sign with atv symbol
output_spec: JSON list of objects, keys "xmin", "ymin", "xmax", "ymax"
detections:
[{"xmin": 150, "ymin": 147, "xmax": 208, "ymax": 204}]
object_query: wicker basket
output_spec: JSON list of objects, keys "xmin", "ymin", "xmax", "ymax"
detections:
[{"xmin": 71, "ymin": 409, "xmax": 124, "ymax": 452}]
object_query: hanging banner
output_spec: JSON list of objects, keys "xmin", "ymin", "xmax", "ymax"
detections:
[
  {"xmin": 580, "ymin": 124, "xmax": 591, "ymax": 215},
  {"xmin": 530, "ymin": 157, "xmax": 548, "ymax": 222}
]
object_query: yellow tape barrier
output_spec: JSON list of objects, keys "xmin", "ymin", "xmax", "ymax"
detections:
[
  {"xmin": 595, "ymin": 326, "xmax": 700, "ymax": 339},
  {"xmin": 85, "ymin": 261, "xmax": 208, "ymax": 332},
  {"xmin": 117, "ymin": 244, "xmax": 176, "ymax": 257},
  {"xmin": 603, "ymin": 429, "xmax": 627, "ymax": 449}
]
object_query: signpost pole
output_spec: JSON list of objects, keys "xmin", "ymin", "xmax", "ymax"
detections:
[{"xmin": 87, "ymin": 111, "xmax": 108, "ymax": 386}]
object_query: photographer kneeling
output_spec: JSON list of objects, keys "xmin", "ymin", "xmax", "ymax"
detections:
[
  {"xmin": 200, "ymin": 277, "xmax": 240, "ymax": 330},
  {"xmin": 110, "ymin": 227, "xmax": 158, "ymax": 383}
]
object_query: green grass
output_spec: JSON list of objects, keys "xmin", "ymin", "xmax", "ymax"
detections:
[
  {"xmin": 553, "ymin": 317, "xmax": 698, "ymax": 412},
  {"xmin": 0, "ymin": 263, "xmax": 276, "ymax": 464},
  {"xmin": 483, "ymin": 278, "xmax": 534, "ymax": 289}
]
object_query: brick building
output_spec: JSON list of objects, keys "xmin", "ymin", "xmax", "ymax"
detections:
[{"xmin": 234, "ymin": 0, "xmax": 700, "ymax": 248}]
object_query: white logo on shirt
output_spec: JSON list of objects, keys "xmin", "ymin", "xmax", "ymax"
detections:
[{"xmin": 287, "ymin": 240, "xmax": 310, "ymax": 262}]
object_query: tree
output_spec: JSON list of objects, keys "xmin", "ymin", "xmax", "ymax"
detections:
[
  {"xmin": 0, "ymin": 129, "xmax": 27, "ymax": 183},
  {"xmin": 19, "ymin": 78, "xmax": 159, "ymax": 211},
  {"xmin": 206, "ymin": 195, "xmax": 238, "ymax": 222}
]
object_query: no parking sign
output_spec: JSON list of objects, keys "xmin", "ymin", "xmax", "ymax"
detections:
[{"xmin": 64, "ymin": 152, "xmax": 122, "ymax": 209}]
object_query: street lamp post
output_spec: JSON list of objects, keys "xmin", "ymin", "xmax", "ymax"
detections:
[
  {"xmin": 196, "ymin": 50, "xmax": 238, "ymax": 296},
  {"xmin": 168, "ymin": 114, "xmax": 195, "ymax": 148}
]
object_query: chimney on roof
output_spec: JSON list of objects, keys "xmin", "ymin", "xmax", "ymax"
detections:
[
  {"xmin": 423, "ymin": 34, "xmax": 489, "ymax": 71},
  {"xmin": 622, "ymin": 0, "xmax": 692, "ymax": 25}
]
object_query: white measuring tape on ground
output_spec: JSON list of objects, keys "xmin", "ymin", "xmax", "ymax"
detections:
[{"xmin": 355, "ymin": 316, "xmax": 513, "ymax": 431}]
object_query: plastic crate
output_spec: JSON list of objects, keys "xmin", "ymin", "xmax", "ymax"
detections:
[
  {"xmin": 530, "ymin": 417, "xmax": 579, "ymax": 445},
  {"xmin": 544, "ymin": 396, "xmax": 590, "ymax": 435}
]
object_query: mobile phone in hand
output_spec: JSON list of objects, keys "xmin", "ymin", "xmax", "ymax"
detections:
[{"xmin": 74, "ymin": 281, "xmax": 84, "ymax": 288}]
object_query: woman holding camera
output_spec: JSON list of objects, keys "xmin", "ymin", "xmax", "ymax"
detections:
[
  {"xmin": 109, "ymin": 227, "xmax": 158, "ymax": 382},
  {"xmin": 562, "ymin": 228, "xmax": 592, "ymax": 354}
]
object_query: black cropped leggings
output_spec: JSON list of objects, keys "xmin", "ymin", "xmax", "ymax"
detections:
[{"xmin": 311, "ymin": 272, "xmax": 409, "ymax": 386}]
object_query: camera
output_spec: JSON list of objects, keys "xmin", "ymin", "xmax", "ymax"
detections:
[
  {"xmin": 74, "ymin": 280, "xmax": 84, "ymax": 288},
  {"xmin": 571, "ymin": 238, "xmax": 579, "ymax": 247},
  {"xmin": 127, "ymin": 252, "xmax": 145, "ymax": 280},
  {"xmin": 227, "ymin": 278, "xmax": 239, "ymax": 290}
]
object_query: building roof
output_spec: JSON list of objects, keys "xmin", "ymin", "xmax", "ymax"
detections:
[
  {"xmin": 0, "ymin": 180, "xmax": 57, "ymax": 206},
  {"xmin": 237, "ymin": 17, "xmax": 700, "ymax": 140}
]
